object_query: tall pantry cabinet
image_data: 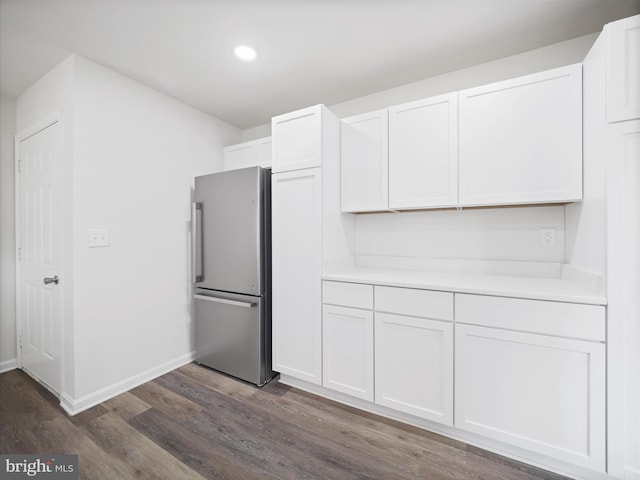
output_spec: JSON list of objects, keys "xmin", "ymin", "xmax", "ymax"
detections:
[
  {"xmin": 271, "ymin": 105, "xmax": 354, "ymax": 385},
  {"xmin": 600, "ymin": 14, "xmax": 640, "ymax": 480},
  {"xmin": 579, "ymin": 13, "xmax": 640, "ymax": 480}
]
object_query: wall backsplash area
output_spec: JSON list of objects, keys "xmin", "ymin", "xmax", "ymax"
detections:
[{"xmin": 354, "ymin": 205, "xmax": 565, "ymax": 277}]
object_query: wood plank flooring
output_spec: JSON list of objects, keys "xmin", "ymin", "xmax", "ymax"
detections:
[{"xmin": 0, "ymin": 364, "xmax": 569, "ymax": 480}]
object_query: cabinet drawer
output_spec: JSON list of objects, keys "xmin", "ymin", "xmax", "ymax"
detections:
[
  {"xmin": 323, "ymin": 281, "xmax": 373, "ymax": 309},
  {"xmin": 455, "ymin": 294, "xmax": 605, "ymax": 342},
  {"xmin": 375, "ymin": 286, "xmax": 453, "ymax": 321}
]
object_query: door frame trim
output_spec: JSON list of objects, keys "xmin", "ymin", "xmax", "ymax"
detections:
[{"xmin": 14, "ymin": 111, "xmax": 64, "ymax": 396}]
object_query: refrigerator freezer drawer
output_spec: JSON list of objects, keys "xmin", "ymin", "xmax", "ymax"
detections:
[{"xmin": 194, "ymin": 291, "xmax": 268, "ymax": 386}]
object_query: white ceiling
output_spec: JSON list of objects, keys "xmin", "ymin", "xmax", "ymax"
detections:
[{"xmin": 1, "ymin": 0, "xmax": 638, "ymax": 130}]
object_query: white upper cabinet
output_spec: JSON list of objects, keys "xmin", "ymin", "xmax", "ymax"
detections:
[
  {"xmin": 340, "ymin": 109, "xmax": 389, "ymax": 212},
  {"xmin": 272, "ymin": 105, "xmax": 331, "ymax": 173},
  {"xmin": 606, "ymin": 14, "xmax": 640, "ymax": 123},
  {"xmin": 389, "ymin": 93, "xmax": 458, "ymax": 209},
  {"xmin": 222, "ymin": 137, "xmax": 271, "ymax": 171},
  {"xmin": 458, "ymin": 64, "xmax": 583, "ymax": 206},
  {"xmin": 222, "ymin": 140, "xmax": 258, "ymax": 171},
  {"xmin": 256, "ymin": 137, "xmax": 272, "ymax": 168}
]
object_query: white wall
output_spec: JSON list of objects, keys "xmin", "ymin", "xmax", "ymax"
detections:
[
  {"xmin": 16, "ymin": 54, "xmax": 241, "ymax": 410},
  {"xmin": 70, "ymin": 56, "xmax": 240, "ymax": 402},
  {"xmin": 242, "ymin": 33, "xmax": 598, "ymax": 140},
  {"xmin": 355, "ymin": 206, "xmax": 565, "ymax": 276},
  {"xmin": 0, "ymin": 94, "xmax": 17, "ymax": 372}
]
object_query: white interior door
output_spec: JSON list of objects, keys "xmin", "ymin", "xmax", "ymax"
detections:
[{"xmin": 18, "ymin": 120, "xmax": 63, "ymax": 395}]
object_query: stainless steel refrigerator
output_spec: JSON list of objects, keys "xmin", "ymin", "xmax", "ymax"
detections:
[{"xmin": 193, "ymin": 166, "xmax": 274, "ymax": 386}]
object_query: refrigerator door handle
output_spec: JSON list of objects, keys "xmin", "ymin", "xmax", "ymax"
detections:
[
  {"xmin": 194, "ymin": 294, "xmax": 257, "ymax": 308},
  {"xmin": 193, "ymin": 202, "xmax": 203, "ymax": 282}
]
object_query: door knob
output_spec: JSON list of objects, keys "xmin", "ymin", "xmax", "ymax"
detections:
[{"xmin": 43, "ymin": 275, "xmax": 59, "ymax": 285}]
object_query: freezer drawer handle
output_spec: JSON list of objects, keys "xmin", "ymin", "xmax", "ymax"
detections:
[{"xmin": 194, "ymin": 294, "xmax": 257, "ymax": 308}]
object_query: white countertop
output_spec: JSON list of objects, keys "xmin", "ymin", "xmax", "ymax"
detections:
[{"xmin": 322, "ymin": 268, "xmax": 607, "ymax": 305}]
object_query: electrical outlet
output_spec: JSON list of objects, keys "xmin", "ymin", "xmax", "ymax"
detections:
[
  {"xmin": 88, "ymin": 229, "xmax": 110, "ymax": 247},
  {"xmin": 540, "ymin": 228, "xmax": 555, "ymax": 248}
]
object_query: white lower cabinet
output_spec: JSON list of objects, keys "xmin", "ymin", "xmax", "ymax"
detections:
[
  {"xmin": 455, "ymin": 323, "xmax": 606, "ymax": 471},
  {"xmin": 320, "ymin": 283, "xmax": 456, "ymax": 425},
  {"xmin": 375, "ymin": 312, "xmax": 454, "ymax": 426},
  {"xmin": 316, "ymin": 280, "xmax": 607, "ymax": 475},
  {"xmin": 322, "ymin": 305, "xmax": 374, "ymax": 401}
]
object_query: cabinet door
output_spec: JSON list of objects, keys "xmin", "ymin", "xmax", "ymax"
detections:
[
  {"xmin": 375, "ymin": 312, "xmax": 453, "ymax": 425},
  {"xmin": 257, "ymin": 137, "xmax": 272, "ymax": 168},
  {"xmin": 388, "ymin": 93, "xmax": 458, "ymax": 209},
  {"xmin": 341, "ymin": 109, "xmax": 389, "ymax": 212},
  {"xmin": 322, "ymin": 305, "xmax": 374, "ymax": 401},
  {"xmin": 272, "ymin": 168, "xmax": 323, "ymax": 384},
  {"xmin": 455, "ymin": 324, "xmax": 605, "ymax": 471},
  {"xmin": 459, "ymin": 64, "xmax": 582, "ymax": 206},
  {"xmin": 607, "ymin": 14, "xmax": 640, "ymax": 123},
  {"xmin": 272, "ymin": 105, "xmax": 323, "ymax": 173},
  {"xmin": 222, "ymin": 141, "xmax": 258, "ymax": 171},
  {"xmin": 606, "ymin": 120, "xmax": 640, "ymax": 478}
]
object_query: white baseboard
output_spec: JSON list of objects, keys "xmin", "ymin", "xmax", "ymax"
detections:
[
  {"xmin": 60, "ymin": 351, "xmax": 195, "ymax": 416},
  {"xmin": 0, "ymin": 358, "xmax": 17, "ymax": 374},
  {"xmin": 279, "ymin": 374, "xmax": 616, "ymax": 480},
  {"xmin": 624, "ymin": 468, "xmax": 640, "ymax": 480}
]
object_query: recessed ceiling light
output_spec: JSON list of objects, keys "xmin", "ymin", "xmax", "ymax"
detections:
[{"xmin": 234, "ymin": 45, "xmax": 257, "ymax": 62}]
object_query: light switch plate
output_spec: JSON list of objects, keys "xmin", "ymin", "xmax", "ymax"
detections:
[{"xmin": 88, "ymin": 229, "xmax": 110, "ymax": 247}]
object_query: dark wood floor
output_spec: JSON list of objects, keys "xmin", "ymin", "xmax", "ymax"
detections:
[{"xmin": 0, "ymin": 364, "xmax": 569, "ymax": 480}]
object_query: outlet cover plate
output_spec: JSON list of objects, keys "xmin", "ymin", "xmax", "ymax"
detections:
[{"xmin": 540, "ymin": 228, "xmax": 556, "ymax": 248}]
